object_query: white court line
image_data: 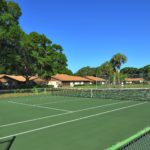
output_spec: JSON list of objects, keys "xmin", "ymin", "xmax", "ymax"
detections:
[
  {"xmin": 0, "ymin": 112, "xmax": 69, "ymax": 128},
  {"xmin": 0, "ymin": 101, "xmax": 133, "ymax": 128},
  {"xmin": 0, "ymin": 102, "xmax": 147, "ymax": 140},
  {"xmin": 7, "ymin": 101, "xmax": 72, "ymax": 113}
]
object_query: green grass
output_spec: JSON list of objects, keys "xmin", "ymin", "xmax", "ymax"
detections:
[
  {"xmin": 0, "ymin": 93, "xmax": 37, "ymax": 100},
  {"xmin": 0, "ymin": 94, "xmax": 150, "ymax": 150}
]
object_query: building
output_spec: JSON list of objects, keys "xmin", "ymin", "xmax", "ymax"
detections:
[
  {"xmin": 48, "ymin": 74, "xmax": 91, "ymax": 88},
  {"xmin": 29, "ymin": 76, "xmax": 47, "ymax": 85},
  {"xmin": 85, "ymin": 76, "xmax": 106, "ymax": 85},
  {"xmin": 0, "ymin": 74, "xmax": 8, "ymax": 86},
  {"xmin": 125, "ymin": 78, "xmax": 144, "ymax": 84},
  {"xmin": 0, "ymin": 74, "xmax": 46, "ymax": 89},
  {"xmin": 0, "ymin": 74, "xmax": 26, "ymax": 88}
]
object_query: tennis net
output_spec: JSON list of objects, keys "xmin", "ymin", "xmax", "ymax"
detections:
[{"xmin": 51, "ymin": 88, "xmax": 150, "ymax": 101}]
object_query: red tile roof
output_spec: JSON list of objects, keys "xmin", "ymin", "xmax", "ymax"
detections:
[
  {"xmin": 85, "ymin": 76, "xmax": 106, "ymax": 82},
  {"xmin": 51, "ymin": 74, "xmax": 91, "ymax": 82}
]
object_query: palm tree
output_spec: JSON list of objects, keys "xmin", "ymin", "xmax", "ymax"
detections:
[{"xmin": 110, "ymin": 53, "xmax": 127, "ymax": 85}]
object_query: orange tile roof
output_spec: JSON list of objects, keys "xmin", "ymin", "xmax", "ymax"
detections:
[
  {"xmin": 125, "ymin": 78, "xmax": 144, "ymax": 82},
  {"xmin": 0, "ymin": 74, "xmax": 6, "ymax": 78},
  {"xmin": 85, "ymin": 76, "xmax": 106, "ymax": 82},
  {"xmin": 30, "ymin": 76, "xmax": 46, "ymax": 83},
  {"xmin": 51, "ymin": 74, "xmax": 91, "ymax": 82},
  {"xmin": 0, "ymin": 74, "xmax": 26, "ymax": 82},
  {"xmin": 29, "ymin": 76, "xmax": 39, "ymax": 80},
  {"xmin": 0, "ymin": 74, "xmax": 44, "ymax": 82},
  {"xmin": 6, "ymin": 75, "xmax": 26, "ymax": 82}
]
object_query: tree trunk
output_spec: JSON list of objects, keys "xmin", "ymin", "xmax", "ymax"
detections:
[
  {"xmin": 117, "ymin": 71, "xmax": 120, "ymax": 85},
  {"xmin": 25, "ymin": 75, "xmax": 30, "ymax": 86},
  {"xmin": 113, "ymin": 72, "xmax": 116, "ymax": 85}
]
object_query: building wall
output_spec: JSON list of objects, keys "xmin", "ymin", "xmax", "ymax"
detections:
[
  {"xmin": 48, "ymin": 80, "xmax": 91, "ymax": 88},
  {"xmin": 125, "ymin": 80, "xmax": 144, "ymax": 84},
  {"xmin": 73, "ymin": 81, "xmax": 84, "ymax": 85},
  {"xmin": 48, "ymin": 80, "xmax": 62, "ymax": 88}
]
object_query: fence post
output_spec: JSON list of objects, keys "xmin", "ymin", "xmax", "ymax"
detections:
[
  {"xmin": 44, "ymin": 88, "xmax": 47, "ymax": 94},
  {"xmin": 90, "ymin": 89, "xmax": 93, "ymax": 98},
  {"xmin": 34, "ymin": 88, "xmax": 38, "ymax": 95}
]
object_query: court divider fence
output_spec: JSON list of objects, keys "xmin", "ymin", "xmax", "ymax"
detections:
[{"xmin": 0, "ymin": 87, "xmax": 150, "ymax": 102}]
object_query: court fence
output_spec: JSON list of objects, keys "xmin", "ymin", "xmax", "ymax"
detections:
[
  {"xmin": 0, "ymin": 136, "xmax": 16, "ymax": 150},
  {"xmin": 51, "ymin": 88, "xmax": 150, "ymax": 101},
  {"xmin": 108, "ymin": 127, "xmax": 150, "ymax": 150},
  {"xmin": 0, "ymin": 87, "xmax": 150, "ymax": 102}
]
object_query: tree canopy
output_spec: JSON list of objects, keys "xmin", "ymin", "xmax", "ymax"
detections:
[
  {"xmin": 75, "ymin": 66, "xmax": 96, "ymax": 77},
  {"xmin": 121, "ymin": 65, "xmax": 150, "ymax": 80},
  {"xmin": 110, "ymin": 53, "xmax": 127, "ymax": 72},
  {"xmin": 75, "ymin": 53, "xmax": 128, "ymax": 84},
  {"xmin": 110, "ymin": 53, "xmax": 127, "ymax": 84},
  {"xmin": 0, "ymin": 0, "xmax": 69, "ymax": 81},
  {"xmin": 96, "ymin": 61, "xmax": 113, "ymax": 78}
]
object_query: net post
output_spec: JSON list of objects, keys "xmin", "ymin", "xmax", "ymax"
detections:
[{"xmin": 34, "ymin": 88, "xmax": 38, "ymax": 95}]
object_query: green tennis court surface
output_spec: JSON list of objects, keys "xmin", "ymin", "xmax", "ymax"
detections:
[{"xmin": 0, "ymin": 93, "xmax": 150, "ymax": 150}]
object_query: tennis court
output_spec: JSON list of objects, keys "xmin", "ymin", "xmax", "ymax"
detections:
[{"xmin": 0, "ymin": 89, "xmax": 150, "ymax": 150}]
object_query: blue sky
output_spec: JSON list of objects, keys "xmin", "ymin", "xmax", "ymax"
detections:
[{"xmin": 14, "ymin": 0, "xmax": 150, "ymax": 73}]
